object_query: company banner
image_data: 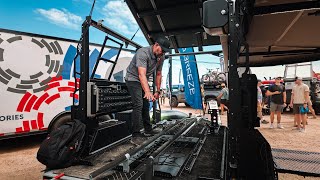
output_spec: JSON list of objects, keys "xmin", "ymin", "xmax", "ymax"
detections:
[{"xmin": 179, "ymin": 48, "xmax": 202, "ymax": 109}]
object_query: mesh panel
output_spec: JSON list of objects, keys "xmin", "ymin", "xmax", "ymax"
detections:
[{"xmin": 272, "ymin": 148, "xmax": 320, "ymax": 176}]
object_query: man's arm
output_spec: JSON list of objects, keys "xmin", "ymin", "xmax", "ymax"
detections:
[
  {"xmin": 217, "ymin": 91, "xmax": 223, "ymax": 99},
  {"xmin": 290, "ymin": 90, "xmax": 294, "ymax": 106},
  {"xmin": 304, "ymin": 88, "xmax": 309, "ymax": 105},
  {"xmin": 266, "ymin": 90, "xmax": 278, "ymax": 96},
  {"xmin": 283, "ymin": 92, "xmax": 287, "ymax": 104},
  {"xmin": 266, "ymin": 86, "xmax": 280, "ymax": 96},
  {"xmin": 156, "ymin": 70, "xmax": 162, "ymax": 92},
  {"xmin": 138, "ymin": 67, "xmax": 154, "ymax": 101},
  {"xmin": 283, "ymin": 86, "xmax": 287, "ymax": 104}
]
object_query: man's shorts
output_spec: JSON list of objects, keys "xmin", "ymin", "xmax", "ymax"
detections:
[
  {"xmin": 270, "ymin": 102, "xmax": 284, "ymax": 112},
  {"xmin": 293, "ymin": 104, "xmax": 306, "ymax": 114},
  {"xmin": 221, "ymin": 99, "xmax": 228, "ymax": 106}
]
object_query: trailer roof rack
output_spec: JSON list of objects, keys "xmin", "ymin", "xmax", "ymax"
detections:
[{"xmin": 125, "ymin": 0, "xmax": 221, "ymax": 53}]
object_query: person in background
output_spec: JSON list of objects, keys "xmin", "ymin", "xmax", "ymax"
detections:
[
  {"xmin": 307, "ymin": 96, "xmax": 316, "ymax": 120},
  {"xmin": 266, "ymin": 77, "xmax": 286, "ymax": 129},
  {"xmin": 159, "ymin": 89, "xmax": 165, "ymax": 105},
  {"xmin": 201, "ymin": 84, "xmax": 206, "ymax": 115},
  {"xmin": 257, "ymin": 80, "xmax": 269, "ymax": 124},
  {"xmin": 289, "ymin": 76, "xmax": 310, "ymax": 132},
  {"xmin": 217, "ymin": 83, "xmax": 229, "ymax": 115}
]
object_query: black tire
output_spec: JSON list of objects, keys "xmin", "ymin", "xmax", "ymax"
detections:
[
  {"xmin": 170, "ymin": 97, "xmax": 179, "ymax": 107},
  {"xmin": 313, "ymin": 103, "xmax": 320, "ymax": 115},
  {"xmin": 49, "ymin": 113, "xmax": 72, "ymax": 133},
  {"xmin": 185, "ymin": 103, "xmax": 191, "ymax": 107}
]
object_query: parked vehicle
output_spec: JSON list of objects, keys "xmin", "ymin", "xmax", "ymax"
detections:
[
  {"xmin": 0, "ymin": 28, "xmax": 135, "ymax": 139},
  {"xmin": 170, "ymin": 82, "xmax": 223, "ymax": 107},
  {"xmin": 170, "ymin": 84, "xmax": 188, "ymax": 107}
]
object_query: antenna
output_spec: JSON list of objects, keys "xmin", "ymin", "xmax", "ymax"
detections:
[
  {"xmin": 131, "ymin": 28, "xmax": 140, "ymax": 40},
  {"xmin": 89, "ymin": 0, "xmax": 96, "ymax": 17}
]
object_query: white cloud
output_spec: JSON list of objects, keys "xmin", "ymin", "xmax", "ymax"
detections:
[
  {"xmin": 72, "ymin": 0, "xmax": 93, "ymax": 4},
  {"xmin": 101, "ymin": 0, "xmax": 141, "ymax": 37},
  {"xmin": 35, "ymin": 8, "xmax": 82, "ymax": 30}
]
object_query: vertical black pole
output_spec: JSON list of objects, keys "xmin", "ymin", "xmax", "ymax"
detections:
[
  {"xmin": 169, "ymin": 52, "xmax": 173, "ymax": 110},
  {"xmin": 79, "ymin": 16, "xmax": 91, "ymax": 124},
  {"xmin": 227, "ymin": 1, "xmax": 241, "ymax": 177}
]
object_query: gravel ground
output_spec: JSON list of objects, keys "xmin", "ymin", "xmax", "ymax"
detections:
[{"xmin": 0, "ymin": 100, "xmax": 319, "ymax": 180}]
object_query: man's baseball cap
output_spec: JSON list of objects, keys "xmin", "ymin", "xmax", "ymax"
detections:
[
  {"xmin": 156, "ymin": 37, "xmax": 171, "ymax": 53},
  {"xmin": 295, "ymin": 76, "xmax": 303, "ymax": 80},
  {"xmin": 275, "ymin": 76, "xmax": 282, "ymax": 79}
]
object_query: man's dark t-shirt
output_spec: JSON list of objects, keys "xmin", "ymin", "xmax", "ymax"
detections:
[{"xmin": 269, "ymin": 84, "xmax": 285, "ymax": 104}]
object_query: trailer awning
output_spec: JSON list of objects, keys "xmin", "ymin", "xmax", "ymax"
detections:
[
  {"xmin": 125, "ymin": 0, "xmax": 221, "ymax": 53},
  {"xmin": 237, "ymin": 0, "xmax": 320, "ymax": 66},
  {"xmin": 126, "ymin": 0, "xmax": 320, "ymax": 66}
]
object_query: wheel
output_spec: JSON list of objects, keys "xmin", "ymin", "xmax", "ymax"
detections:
[
  {"xmin": 49, "ymin": 113, "xmax": 72, "ymax": 133},
  {"xmin": 202, "ymin": 74, "xmax": 211, "ymax": 84},
  {"xmin": 170, "ymin": 97, "xmax": 179, "ymax": 107},
  {"xmin": 313, "ymin": 103, "xmax": 320, "ymax": 115},
  {"xmin": 185, "ymin": 103, "xmax": 191, "ymax": 107}
]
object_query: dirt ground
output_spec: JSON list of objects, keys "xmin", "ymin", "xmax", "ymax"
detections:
[{"xmin": 0, "ymin": 100, "xmax": 319, "ymax": 180}]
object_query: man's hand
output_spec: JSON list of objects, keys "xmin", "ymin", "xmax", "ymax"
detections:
[
  {"xmin": 303, "ymin": 103, "xmax": 307, "ymax": 109},
  {"xmin": 289, "ymin": 103, "xmax": 293, "ymax": 108},
  {"xmin": 154, "ymin": 92, "xmax": 160, "ymax": 99},
  {"xmin": 144, "ymin": 91, "xmax": 155, "ymax": 101},
  {"xmin": 273, "ymin": 91, "xmax": 281, "ymax": 95},
  {"xmin": 283, "ymin": 103, "xmax": 287, "ymax": 107}
]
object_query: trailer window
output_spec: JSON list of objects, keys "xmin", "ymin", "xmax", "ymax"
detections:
[
  {"xmin": 296, "ymin": 65, "xmax": 311, "ymax": 78},
  {"xmin": 285, "ymin": 66, "xmax": 296, "ymax": 78}
]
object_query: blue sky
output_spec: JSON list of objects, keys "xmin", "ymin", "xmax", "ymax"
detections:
[
  {"xmin": 3, "ymin": 0, "xmax": 318, "ymax": 83},
  {"xmin": 0, "ymin": 0, "xmax": 223, "ymax": 85}
]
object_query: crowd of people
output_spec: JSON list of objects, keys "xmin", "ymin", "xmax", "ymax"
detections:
[
  {"xmin": 257, "ymin": 76, "xmax": 316, "ymax": 133},
  {"xmin": 154, "ymin": 75, "xmax": 315, "ymax": 134}
]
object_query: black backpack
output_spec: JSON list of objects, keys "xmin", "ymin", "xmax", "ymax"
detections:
[{"xmin": 37, "ymin": 119, "xmax": 86, "ymax": 169}]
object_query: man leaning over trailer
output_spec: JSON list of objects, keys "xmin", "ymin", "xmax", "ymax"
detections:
[{"xmin": 125, "ymin": 37, "xmax": 171, "ymax": 139}]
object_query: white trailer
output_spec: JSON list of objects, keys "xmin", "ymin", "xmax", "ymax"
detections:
[{"xmin": 0, "ymin": 28, "xmax": 134, "ymax": 139}]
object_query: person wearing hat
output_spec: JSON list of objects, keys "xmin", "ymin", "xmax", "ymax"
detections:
[
  {"xmin": 289, "ymin": 76, "xmax": 310, "ymax": 132},
  {"xmin": 125, "ymin": 37, "xmax": 170, "ymax": 138},
  {"xmin": 266, "ymin": 77, "xmax": 286, "ymax": 129}
]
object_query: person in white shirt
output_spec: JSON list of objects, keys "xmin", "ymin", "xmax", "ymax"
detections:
[{"xmin": 289, "ymin": 76, "xmax": 310, "ymax": 132}]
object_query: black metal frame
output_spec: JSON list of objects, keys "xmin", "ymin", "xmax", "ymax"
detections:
[
  {"xmin": 254, "ymin": 0, "xmax": 320, "ymax": 15},
  {"xmin": 125, "ymin": 0, "xmax": 220, "ymax": 49},
  {"xmin": 90, "ymin": 36, "xmax": 123, "ymax": 80},
  {"xmin": 227, "ymin": 0, "xmax": 242, "ymax": 176},
  {"xmin": 76, "ymin": 16, "xmax": 142, "ymax": 125}
]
